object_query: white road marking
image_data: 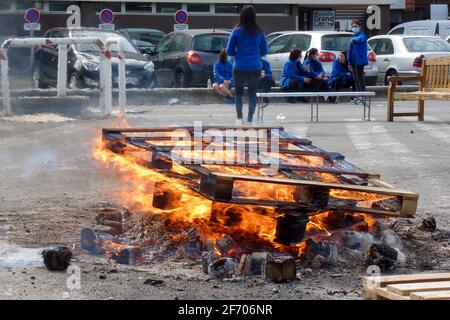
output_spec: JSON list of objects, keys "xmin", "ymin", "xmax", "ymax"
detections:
[{"xmin": 412, "ymin": 116, "xmax": 450, "ymax": 145}]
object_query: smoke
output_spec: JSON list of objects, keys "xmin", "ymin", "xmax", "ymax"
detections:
[{"xmin": 19, "ymin": 146, "xmax": 57, "ymax": 179}]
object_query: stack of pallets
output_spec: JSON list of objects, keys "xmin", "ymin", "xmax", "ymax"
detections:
[{"xmin": 364, "ymin": 273, "xmax": 450, "ymax": 300}]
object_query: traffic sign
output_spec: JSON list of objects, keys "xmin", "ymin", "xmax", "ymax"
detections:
[
  {"xmin": 24, "ymin": 8, "xmax": 40, "ymax": 24},
  {"xmin": 99, "ymin": 23, "xmax": 115, "ymax": 31},
  {"xmin": 174, "ymin": 24, "xmax": 189, "ymax": 32},
  {"xmin": 174, "ymin": 10, "xmax": 188, "ymax": 24},
  {"xmin": 99, "ymin": 8, "xmax": 115, "ymax": 24},
  {"xmin": 24, "ymin": 23, "xmax": 41, "ymax": 31}
]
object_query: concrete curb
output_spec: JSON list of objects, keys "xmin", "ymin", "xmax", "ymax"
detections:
[{"xmin": 1, "ymin": 85, "xmax": 418, "ymax": 115}]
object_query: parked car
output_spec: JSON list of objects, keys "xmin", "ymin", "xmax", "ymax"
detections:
[
  {"xmin": 266, "ymin": 31, "xmax": 288, "ymax": 43},
  {"xmin": 265, "ymin": 31, "xmax": 378, "ymax": 85},
  {"xmin": 446, "ymin": 35, "xmax": 450, "ymax": 44},
  {"xmin": 149, "ymin": 29, "xmax": 230, "ymax": 88},
  {"xmin": 32, "ymin": 28, "xmax": 155, "ymax": 89},
  {"xmin": 388, "ymin": 20, "xmax": 450, "ymax": 40},
  {"xmin": 119, "ymin": 28, "xmax": 166, "ymax": 55},
  {"xmin": 368, "ymin": 35, "xmax": 450, "ymax": 85}
]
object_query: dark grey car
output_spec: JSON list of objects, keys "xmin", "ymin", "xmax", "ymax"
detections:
[{"xmin": 149, "ymin": 29, "xmax": 230, "ymax": 88}]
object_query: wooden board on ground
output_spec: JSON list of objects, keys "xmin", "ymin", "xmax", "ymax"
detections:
[{"xmin": 364, "ymin": 272, "xmax": 450, "ymax": 300}]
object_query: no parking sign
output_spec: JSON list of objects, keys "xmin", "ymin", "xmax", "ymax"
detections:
[
  {"xmin": 99, "ymin": 8, "xmax": 115, "ymax": 30},
  {"xmin": 174, "ymin": 10, "xmax": 189, "ymax": 31},
  {"xmin": 24, "ymin": 8, "xmax": 41, "ymax": 31}
]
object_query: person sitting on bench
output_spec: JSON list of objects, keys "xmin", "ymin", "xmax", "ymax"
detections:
[
  {"xmin": 280, "ymin": 49, "xmax": 312, "ymax": 103},
  {"xmin": 303, "ymin": 48, "xmax": 329, "ymax": 92},
  {"xmin": 213, "ymin": 49, "xmax": 234, "ymax": 103},
  {"xmin": 328, "ymin": 51, "xmax": 355, "ymax": 103},
  {"xmin": 258, "ymin": 58, "xmax": 275, "ymax": 103}
]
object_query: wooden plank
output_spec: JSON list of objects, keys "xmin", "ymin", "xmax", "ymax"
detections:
[
  {"xmin": 410, "ymin": 290, "xmax": 450, "ymax": 300},
  {"xmin": 425, "ymin": 56, "xmax": 450, "ymax": 66},
  {"xmin": 387, "ymin": 281, "xmax": 450, "ymax": 296},
  {"xmin": 374, "ymin": 287, "xmax": 410, "ymax": 300},
  {"xmin": 364, "ymin": 272, "xmax": 450, "ymax": 288},
  {"xmin": 212, "ymin": 172, "xmax": 418, "ymax": 199}
]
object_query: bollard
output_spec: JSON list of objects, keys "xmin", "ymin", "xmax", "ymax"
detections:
[
  {"xmin": 57, "ymin": 44, "xmax": 68, "ymax": 97},
  {"xmin": 0, "ymin": 48, "xmax": 11, "ymax": 116}
]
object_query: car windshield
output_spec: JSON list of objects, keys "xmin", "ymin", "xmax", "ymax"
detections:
[
  {"xmin": 129, "ymin": 31, "xmax": 165, "ymax": 46},
  {"xmin": 321, "ymin": 35, "xmax": 352, "ymax": 51},
  {"xmin": 404, "ymin": 37, "xmax": 450, "ymax": 52},
  {"xmin": 266, "ymin": 33, "xmax": 283, "ymax": 43},
  {"xmin": 193, "ymin": 34, "xmax": 229, "ymax": 53},
  {"xmin": 72, "ymin": 31, "xmax": 139, "ymax": 54}
]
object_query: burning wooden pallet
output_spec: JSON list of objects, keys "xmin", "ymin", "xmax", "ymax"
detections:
[
  {"xmin": 364, "ymin": 273, "xmax": 450, "ymax": 300},
  {"xmin": 101, "ymin": 125, "xmax": 419, "ymax": 246}
]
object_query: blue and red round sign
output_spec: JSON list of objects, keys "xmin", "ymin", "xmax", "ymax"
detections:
[
  {"xmin": 24, "ymin": 8, "xmax": 40, "ymax": 24},
  {"xmin": 100, "ymin": 9, "xmax": 115, "ymax": 24},
  {"xmin": 174, "ymin": 10, "xmax": 188, "ymax": 24}
]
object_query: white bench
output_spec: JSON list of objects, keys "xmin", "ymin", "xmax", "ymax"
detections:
[{"xmin": 256, "ymin": 91, "xmax": 376, "ymax": 122}]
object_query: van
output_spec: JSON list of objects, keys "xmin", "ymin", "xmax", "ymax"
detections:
[{"xmin": 388, "ymin": 20, "xmax": 450, "ymax": 40}]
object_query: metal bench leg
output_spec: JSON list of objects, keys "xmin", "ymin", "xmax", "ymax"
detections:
[
  {"xmin": 368, "ymin": 97, "xmax": 372, "ymax": 121},
  {"xmin": 310, "ymin": 99, "xmax": 313, "ymax": 122},
  {"xmin": 316, "ymin": 95, "xmax": 319, "ymax": 122}
]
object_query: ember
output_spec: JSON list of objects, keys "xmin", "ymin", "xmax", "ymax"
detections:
[{"xmin": 90, "ymin": 125, "xmax": 418, "ymax": 268}]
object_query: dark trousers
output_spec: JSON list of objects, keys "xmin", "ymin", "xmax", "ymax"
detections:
[
  {"xmin": 329, "ymin": 77, "xmax": 355, "ymax": 102},
  {"xmin": 351, "ymin": 65, "xmax": 366, "ymax": 92},
  {"xmin": 234, "ymin": 69, "xmax": 260, "ymax": 122},
  {"xmin": 258, "ymin": 77, "xmax": 275, "ymax": 93},
  {"xmin": 309, "ymin": 78, "xmax": 329, "ymax": 92}
]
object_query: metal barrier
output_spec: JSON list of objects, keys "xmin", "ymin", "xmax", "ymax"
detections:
[{"xmin": 0, "ymin": 36, "xmax": 125, "ymax": 116}]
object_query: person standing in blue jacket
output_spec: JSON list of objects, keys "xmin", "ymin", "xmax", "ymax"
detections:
[
  {"xmin": 213, "ymin": 49, "xmax": 234, "ymax": 102},
  {"xmin": 303, "ymin": 48, "xmax": 329, "ymax": 92},
  {"xmin": 328, "ymin": 51, "xmax": 354, "ymax": 102},
  {"xmin": 347, "ymin": 21, "xmax": 368, "ymax": 96},
  {"xmin": 226, "ymin": 5, "xmax": 268, "ymax": 125},
  {"xmin": 280, "ymin": 49, "xmax": 312, "ymax": 103}
]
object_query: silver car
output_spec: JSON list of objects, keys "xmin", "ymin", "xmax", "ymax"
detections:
[
  {"xmin": 368, "ymin": 35, "xmax": 450, "ymax": 85},
  {"xmin": 265, "ymin": 31, "xmax": 378, "ymax": 86}
]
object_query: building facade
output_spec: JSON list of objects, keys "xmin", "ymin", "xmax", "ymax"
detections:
[{"xmin": 0, "ymin": 0, "xmax": 396, "ymax": 37}]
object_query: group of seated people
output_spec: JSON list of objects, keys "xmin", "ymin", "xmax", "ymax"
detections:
[{"xmin": 212, "ymin": 47, "xmax": 356, "ymax": 104}]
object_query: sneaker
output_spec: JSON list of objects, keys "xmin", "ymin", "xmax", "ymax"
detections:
[{"xmin": 235, "ymin": 118, "xmax": 245, "ymax": 125}]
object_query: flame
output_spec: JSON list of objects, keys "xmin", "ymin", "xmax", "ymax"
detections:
[{"xmin": 92, "ymin": 131, "xmax": 381, "ymax": 260}]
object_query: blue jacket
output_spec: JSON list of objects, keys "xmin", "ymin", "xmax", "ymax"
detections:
[
  {"xmin": 303, "ymin": 57, "xmax": 325, "ymax": 78},
  {"xmin": 226, "ymin": 27, "xmax": 268, "ymax": 72},
  {"xmin": 328, "ymin": 60, "xmax": 354, "ymax": 87},
  {"xmin": 347, "ymin": 31, "xmax": 368, "ymax": 66},
  {"xmin": 213, "ymin": 61, "xmax": 233, "ymax": 84},
  {"xmin": 280, "ymin": 59, "xmax": 311, "ymax": 89},
  {"xmin": 261, "ymin": 59, "xmax": 273, "ymax": 79}
]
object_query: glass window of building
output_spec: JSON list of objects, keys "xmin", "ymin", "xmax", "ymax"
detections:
[
  {"xmin": 254, "ymin": 5, "xmax": 289, "ymax": 14},
  {"xmin": 125, "ymin": 2, "xmax": 153, "ymax": 13},
  {"xmin": 95, "ymin": 2, "xmax": 122, "ymax": 12},
  {"xmin": 0, "ymin": 0, "xmax": 11, "ymax": 11},
  {"xmin": 187, "ymin": 4, "xmax": 210, "ymax": 13},
  {"xmin": 48, "ymin": 1, "xmax": 80, "ymax": 11},
  {"xmin": 215, "ymin": 4, "xmax": 240, "ymax": 14},
  {"xmin": 156, "ymin": 3, "xmax": 181, "ymax": 13}
]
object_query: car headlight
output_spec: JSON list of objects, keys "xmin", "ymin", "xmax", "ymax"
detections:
[
  {"xmin": 81, "ymin": 59, "xmax": 100, "ymax": 71},
  {"xmin": 144, "ymin": 62, "xmax": 154, "ymax": 73}
]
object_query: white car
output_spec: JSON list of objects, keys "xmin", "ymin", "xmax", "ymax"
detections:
[
  {"xmin": 265, "ymin": 31, "xmax": 378, "ymax": 86},
  {"xmin": 388, "ymin": 20, "xmax": 450, "ymax": 40},
  {"xmin": 447, "ymin": 35, "xmax": 450, "ymax": 44},
  {"xmin": 368, "ymin": 35, "xmax": 450, "ymax": 85}
]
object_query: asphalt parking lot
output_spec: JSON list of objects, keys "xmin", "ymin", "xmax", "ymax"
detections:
[{"xmin": 1, "ymin": 99, "xmax": 450, "ymax": 299}]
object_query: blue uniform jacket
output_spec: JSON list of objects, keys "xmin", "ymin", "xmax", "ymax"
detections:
[
  {"xmin": 303, "ymin": 57, "xmax": 325, "ymax": 79},
  {"xmin": 328, "ymin": 60, "xmax": 354, "ymax": 87},
  {"xmin": 213, "ymin": 61, "xmax": 233, "ymax": 84},
  {"xmin": 226, "ymin": 27, "xmax": 268, "ymax": 72},
  {"xmin": 280, "ymin": 59, "xmax": 311, "ymax": 89},
  {"xmin": 347, "ymin": 31, "xmax": 368, "ymax": 66}
]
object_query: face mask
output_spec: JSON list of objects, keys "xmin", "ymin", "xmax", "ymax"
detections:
[{"xmin": 352, "ymin": 27, "xmax": 360, "ymax": 33}]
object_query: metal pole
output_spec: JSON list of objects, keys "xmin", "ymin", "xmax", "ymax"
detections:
[
  {"xmin": 103, "ymin": 50, "xmax": 113, "ymax": 115},
  {"xmin": 29, "ymin": 29, "xmax": 34, "ymax": 71},
  {"xmin": 0, "ymin": 48, "xmax": 11, "ymax": 116},
  {"xmin": 57, "ymin": 44, "xmax": 68, "ymax": 97},
  {"xmin": 118, "ymin": 45, "xmax": 126, "ymax": 114}
]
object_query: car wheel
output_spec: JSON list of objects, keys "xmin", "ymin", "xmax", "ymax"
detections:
[
  {"xmin": 68, "ymin": 73, "xmax": 84, "ymax": 89},
  {"xmin": 384, "ymin": 70, "xmax": 399, "ymax": 86},
  {"xmin": 32, "ymin": 67, "xmax": 48, "ymax": 89},
  {"xmin": 175, "ymin": 71, "xmax": 187, "ymax": 88}
]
